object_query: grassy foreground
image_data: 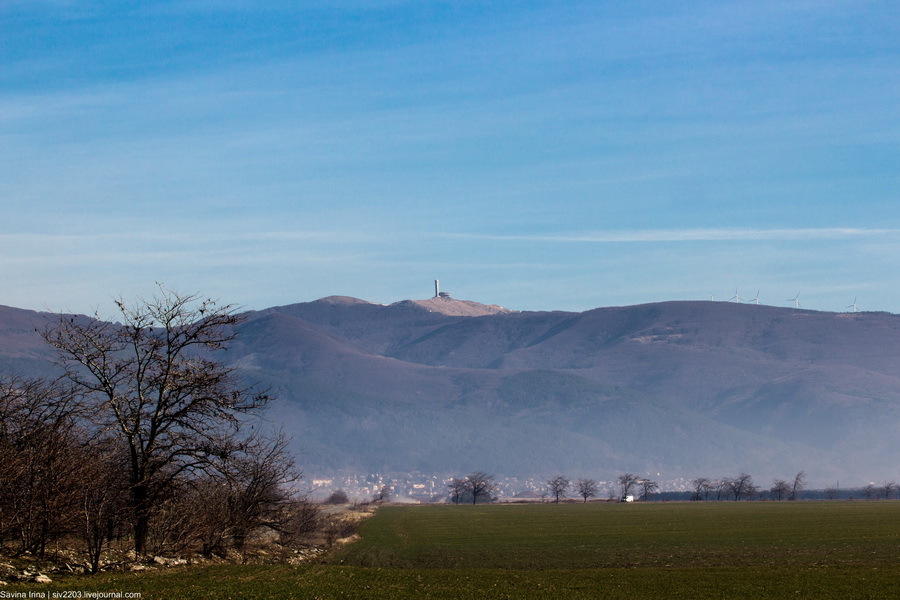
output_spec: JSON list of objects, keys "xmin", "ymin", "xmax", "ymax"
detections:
[{"xmin": 8, "ymin": 501, "xmax": 900, "ymax": 599}]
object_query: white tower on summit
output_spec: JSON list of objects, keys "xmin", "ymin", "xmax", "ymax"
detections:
[{"xmin": 434, "ymin": 279, "xmax": 440, "ymax": 298}]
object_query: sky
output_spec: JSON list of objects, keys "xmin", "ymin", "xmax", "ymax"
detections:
[{"xmin": 2, "ymin": 0, "xmax": 899, "ymax": 315}]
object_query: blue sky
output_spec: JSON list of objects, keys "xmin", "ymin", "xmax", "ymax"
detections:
[{"xmin": 2, "ymin": 0, "xmax": 899, "ymax": 315}]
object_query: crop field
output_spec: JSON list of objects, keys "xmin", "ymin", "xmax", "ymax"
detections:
[
  {"xmin": 8, "ymin": 501, "xmax": 900, "ymax": 599},
  {"xmin": 331, "ymin": 501, "xmax": 900, "ymax": 569}
]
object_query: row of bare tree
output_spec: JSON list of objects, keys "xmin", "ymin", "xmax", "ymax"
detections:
[
  {"xmin": 592, "ymin": 472, "xmax": 893, "ymax": 503},
  {"xmin": 615, "ymin": 473, "xmax": 659, "ymax": 501},
  {"xmin": 689, "ymin": 472, "xmax": 805, "ymax": 501},
  {"xmin": 860, "ymin": 481, "xmax": 897, "ymax": 499},
  {"xmin": 447, "ymin": 472, "xmax": 497, "ymax": 504},
  {"xmin": 544, "ymin": 475, "xmax": 660, "ymax": 503},
  {"xmin": 440, "ymin": 471, "xmax": 828, "ymax": 504},
  {"xmin": 444, "ymin": 473, "xmax": 662, "ymax": 504},
  {"xmin": 0, "ymin": 290, "xmax": 313, "ymax": 573}
]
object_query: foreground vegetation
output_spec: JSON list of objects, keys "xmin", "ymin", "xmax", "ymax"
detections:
[
  {"xmin": 8, "ymin": 562, "xmax": 900, "ymax": 600},
  {"xmin": 0, "ymin": 290, "xmax": 319, "ymax": 573},
  {"xmin": 7, "ymin": 501, "xmax": 900, "ymax": 599}
]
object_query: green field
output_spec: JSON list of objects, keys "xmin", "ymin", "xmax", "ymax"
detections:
[
  {"xmin": 331, "ymin": 501, "xmax": 900, "ymax": 569},
  {"xmin": 8, "ymin": 501, "xmax": 900, "ymax": 599}
]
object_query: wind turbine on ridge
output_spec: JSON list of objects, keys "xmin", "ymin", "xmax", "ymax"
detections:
[
  {"xmin": 846, "ymin": 297, "xmax": 859, "ymax": 313},
  {"xmin": 728, "ymin": 288, "xmax": 742, "ymax": 303},
  {"xmin": 786, "ymin": 292, "xmax": 800, "ymax": 309},
  {"xmin": 750, "ymin": 290, "xmax": 760, "ymax": 305}
]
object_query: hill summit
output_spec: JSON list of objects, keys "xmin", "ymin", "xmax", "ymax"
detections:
[{"xmin": 399, "ymin": 297, "xmax": 513, "ymax": 317}]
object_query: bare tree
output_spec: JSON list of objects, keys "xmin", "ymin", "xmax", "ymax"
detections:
[
  {"xmin": 447, "ymin": 478, "xmax": 467, "ymax": 505},
  {"xmin": 746, "ymin": 482, "xmax": 760, "ymax": 501},
  {"xmin": 42, "ymin": 288, "xmax": 269, "ymax": 553},
  {"xmin": 79, "ymin": 442, "xmax": 128, "ymax": 573},
  {"xmin": 325, "ymin": 490, "xmax": 349, "ymax": 505},
  {"xmin": 465, "ymin": 472, "xmax": 496, "ymax": 505},
  {"xmin": 546, "ymin": 476, "xmax": 570, "ymax": 503},
  {"xmin": 881, "ymin": 481, "xmax": 896, "ymax": 499},
  {"xmin": 617, "ymin": 473, "xmax": 639, "ymax": 500},
  {"xmin": 789, "ymin": 471, "xmax": 806, "ymax": 501},
  {"xmin": 278, "ymin": 501, "xmax": 321, "ymax": 548},
  {"xmin": 824, "ymin": 483, "xmax": 839, "ymax": 500},
  {"xmin": 576, "ymin": 479, "xmax": 598, "ymax": 503},
  {"xmin": 145, "ymin": 483, "xmax": 207, "ymax": 555},
  {"xmin": 714, "ymin": 479, "xmax": 728, "ymax": 501},
  {"xmin": 770, "ymin": 479, "xmax": 790, "ymax": 501},
  {"xmin": 213, "ymin": 433, "xmax": 300, "ymax": 551},
  {"xmin": 638, "ymin": 479, "xmax": 659, "ymax": 501},
  {"xmin": 373, "ymin": 485, "xmax": 391, "ymax": 503},
  {"xmin": 863, "ymin": 484, "xmax": 876, "ymax": 499},
  {"xmin": 691, "ymin": 478, "xmax": 711, "ymax": 501},
  {"xmin": 324, "ymin": 489, "xmax": 349, "ymax": 505},
  {"xmin": 0, "ymin": 378, "xmax": 84, "ymax": 557},
  {"xmin": 728, "ymin": 473, "xmax": 754, "ymax": 501},
  {"xmin": 186, "ymin": 477, "xmax": 232, "ymax": 558}
]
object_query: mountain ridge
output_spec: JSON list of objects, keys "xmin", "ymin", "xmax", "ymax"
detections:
[{"xmin": 1, "ymin": 298, "xmax": 899, "ymax": 484}]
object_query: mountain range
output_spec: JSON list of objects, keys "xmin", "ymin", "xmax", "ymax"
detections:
[{"xmin": 2, "ymin": 296, "xmax": 899, "ymax": 485}]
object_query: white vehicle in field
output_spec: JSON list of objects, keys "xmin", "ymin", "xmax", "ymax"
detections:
[{"xmin": 621, "ymin": 495, "xmax": 634, "ymax": 503}]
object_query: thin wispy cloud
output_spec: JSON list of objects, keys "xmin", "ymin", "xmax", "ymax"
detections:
[
  {"xmin": 441, "ymin": 228, "xmax": 900, "ymax": 244},
  {"xmin": 15, "ymin": 227, "xmax": 891, "ymax": 249},
  {"xmin": 0, "ymin": 230, "xmax": 376, "ymax": 244},
  {"xmin": 1, "ymin": 248, "xmax": 373, "ymax": 268}
]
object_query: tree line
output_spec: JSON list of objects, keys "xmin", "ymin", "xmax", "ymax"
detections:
[
  {"xmin": 444, "ymin": 473, "xmax": 662, "ymax": 504},
  {"xmin": 687, "ymin": 472, "xmax": 803, "ymax": 501},
  {"xmin": 447, "ymin": 472, "xmax": 497, "ymax": 504},
  {"xmin": 444, "ymin": 470, "xmax": 900, "ymax": 504},
  {"xmin": 0, "ymin": 289, "xmax": 317, "ymax": 573}
]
